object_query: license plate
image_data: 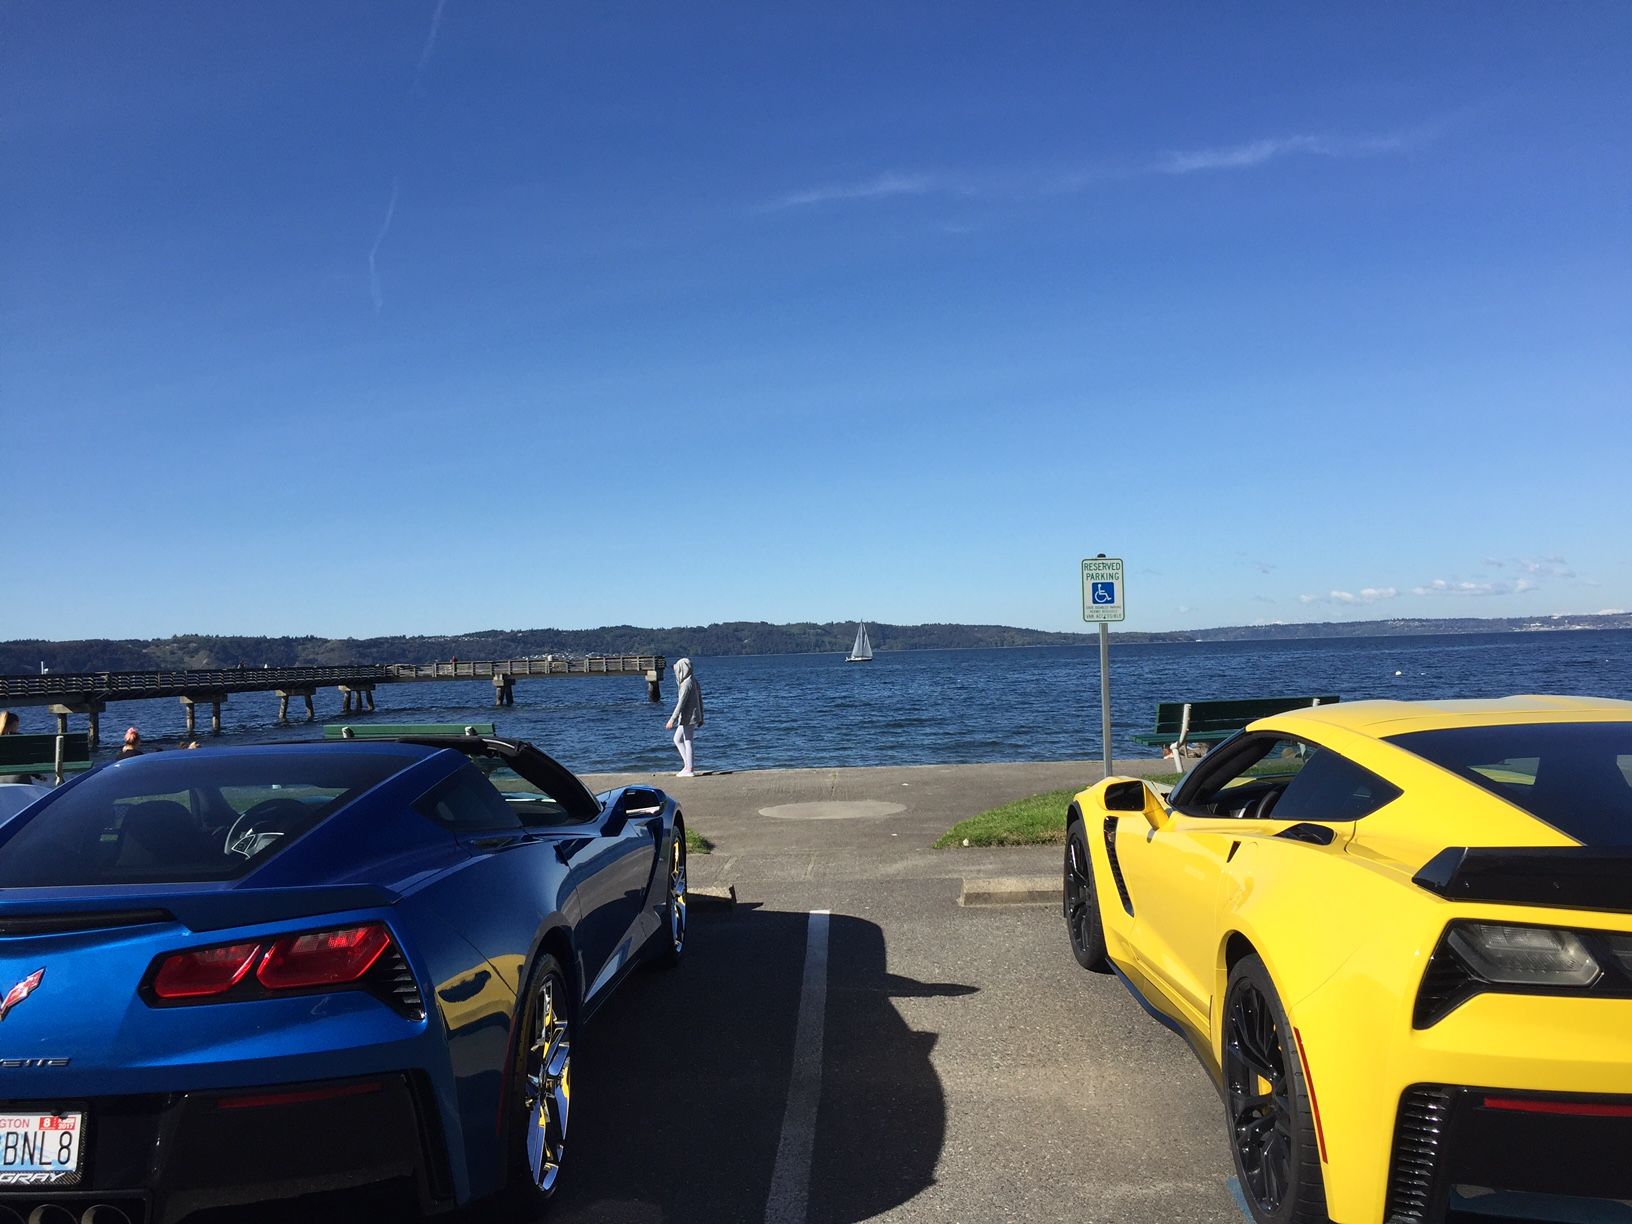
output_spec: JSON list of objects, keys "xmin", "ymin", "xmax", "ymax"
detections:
[{"xmin": 0, "ymin": 1112, "xmax": 83, "ymax": 1185}]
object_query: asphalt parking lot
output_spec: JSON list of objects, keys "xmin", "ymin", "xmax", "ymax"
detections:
[{"xmin": 530, "ymin": 759, "xmax": 1244, "ymax": 1224}]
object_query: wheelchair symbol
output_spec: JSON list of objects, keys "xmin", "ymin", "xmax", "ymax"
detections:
[{"xmin": 1091, "ymin": 582, "xmax": 1117, "ymax": 605}]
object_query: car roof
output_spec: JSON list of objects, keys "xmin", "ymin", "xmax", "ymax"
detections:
[{"xmin": 1258, "ymin": 695, "xmax": 1632, "ymax": 740}]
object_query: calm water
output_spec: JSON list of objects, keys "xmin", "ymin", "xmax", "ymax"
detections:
[{"xmin": 11, "ymin": 631, "xmax": 1632, "ymax": 776}]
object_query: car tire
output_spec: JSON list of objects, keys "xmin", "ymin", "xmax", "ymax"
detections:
[
  {"xmin": 655, "ymin": 825, "xmax": 687, "ymax": 968},
  {"xmin": 1064, "ymin": 817, "xmax": 1110, "ymax": 972},
  {"xmin": 505, "ymin": 952, "xmax": 574, "ymax": 1211},
  {"xmin": 1222, "ymin": 954, "xmax": 1329, "ymax": 1224}
]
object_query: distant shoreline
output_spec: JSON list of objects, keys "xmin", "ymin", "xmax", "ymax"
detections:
[{"xmin": 4, "ymin": 614, "xmax": 1629, "ymax": 676}]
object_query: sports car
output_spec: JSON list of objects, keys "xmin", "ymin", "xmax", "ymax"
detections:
[
  {"xmin": 0, "ymin": 734, "xmax": 688, "ymax": 1223},
  {"xmin": 1062, "ymin": 696, "xmax": 1632, "ymax": 1224}
]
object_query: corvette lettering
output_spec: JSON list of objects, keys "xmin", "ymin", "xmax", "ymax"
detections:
[
  {"xmin": 0, "ymin": 1058, "xmax": 70, "ymax": 1068},
  {"xmin": 0, "ymin": 969, "xmax": 44, "ymax": 1023}
]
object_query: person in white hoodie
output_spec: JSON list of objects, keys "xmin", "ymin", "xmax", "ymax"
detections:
[{"xmin": 664, "ymin": 657, "xmax": 704, "ymax": 777}]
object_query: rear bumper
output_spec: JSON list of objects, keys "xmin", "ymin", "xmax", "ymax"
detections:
[
  {"xmin": 1385, "ymin": 1084, "xmax": 1632, "ymax": 1223},
  {"xmin": 0, "ymin": 1073, "xmax": 450, "ymax": 1224}
]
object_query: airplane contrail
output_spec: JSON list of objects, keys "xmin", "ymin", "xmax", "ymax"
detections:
[
  {"xmin": 412, "ymin": 0, "xmax": 447, "ymax": 91},
  {"xmin": 368, "ymin": 178, "xmax": 400, "ymax": 314}
]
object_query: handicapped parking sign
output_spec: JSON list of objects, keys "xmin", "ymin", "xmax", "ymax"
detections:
[{"xmin": 1081, "ymin": 558, "xmax": 1125, "ymax": 622}]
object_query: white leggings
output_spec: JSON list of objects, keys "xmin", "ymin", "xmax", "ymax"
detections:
[{"xmin": 673, "ymin": 725, "xmax": 695, "ymax": 773}]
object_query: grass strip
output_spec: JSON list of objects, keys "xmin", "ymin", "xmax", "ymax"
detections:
[
  {"xmin": 935, "ymin": 774, "xmax": 1183, "ymax": 848},
  {"xmin": 685, "ymin": 827, "xmax": 715, "ymax": 855}
]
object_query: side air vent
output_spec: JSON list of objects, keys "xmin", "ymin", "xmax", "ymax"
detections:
[
  {"xmin": 374, "ymin": 944, "xmax": 426, "ymax": 1020},
  {"xmin": 1103, "ymin": 817, "xmax": 1134, "ymax": 916},
  {"xmin": 0, "ymin": 909, "xmax": 175, "ymax": 937},
  {"xmin": 1384, "ymin": 1085, "xmax": 1454, "ymax": 1222},
  {"xmin": 1414, "ymin": 942, "xmax": 1480, "ymax": 1028}
]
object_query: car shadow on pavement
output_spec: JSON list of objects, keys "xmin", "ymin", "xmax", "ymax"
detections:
[
  {"xmin": 191, "ymin": 905, "xmax": 973, "ymax": 1224},
  {"xmin": 538, "ymin": 904, "xmax": 976, "ymax": 1224}
]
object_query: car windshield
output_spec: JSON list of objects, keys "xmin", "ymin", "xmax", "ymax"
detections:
[
  {"xmin": 0, "ymin": 751, "xmax": 414, "ymax": 886},
  {"xmin": 1386, "ymin": 722, "xmax": 1632, "ymax": 846}
]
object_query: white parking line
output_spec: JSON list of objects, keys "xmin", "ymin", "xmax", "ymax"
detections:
[{"xmin": 764, "ymin": 908, "xmax": 830, "ymax": 1224}]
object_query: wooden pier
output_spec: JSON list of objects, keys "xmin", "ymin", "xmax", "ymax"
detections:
[{"xmin": 0, "ymin": 656, "xmax": 665, "ymax": 747}]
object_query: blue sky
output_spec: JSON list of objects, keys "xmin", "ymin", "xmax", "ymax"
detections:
[{"xmin": 4, "ymin": 2, "xmax": 1628, "ymax": 640}]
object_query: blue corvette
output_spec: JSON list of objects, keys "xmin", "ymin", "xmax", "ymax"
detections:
[{"xmin": 0, "ymin": 735, "xmax": 688, "ymax": 1223}]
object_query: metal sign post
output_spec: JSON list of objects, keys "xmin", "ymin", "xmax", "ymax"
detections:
[{"xmin": 1081, "ymin": 556, "xmax": 1125, "ymax": 776}]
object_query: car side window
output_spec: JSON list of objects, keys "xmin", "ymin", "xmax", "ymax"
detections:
[
  {"xmin": 1270, "ymin": 749, "xmax": 1401, "ymax": 823},
  {"xmin": 471, "ymin": 759, "xmax": 594, "ymax": 828},
  {"xmin": 415, "ymin": 765, "xmax": 524, "ymax": 834},
  {"xmin": 1175, "ymin": 733, "xmax": 1397, "ymax": 822}
]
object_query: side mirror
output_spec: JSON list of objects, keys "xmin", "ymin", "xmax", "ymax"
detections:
[
  {"xmin": 1103, "ymin": 779, "xmax": 1169, "ymax": 831},
  {"xmin": 600, "ymin": 794, "xmax": 629, "ymax": 838}
]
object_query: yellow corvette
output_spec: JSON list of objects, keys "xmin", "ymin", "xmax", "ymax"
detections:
[{"xmin": 1062, "ymin": 696, "xmax": 1632, "ymax": 1224}]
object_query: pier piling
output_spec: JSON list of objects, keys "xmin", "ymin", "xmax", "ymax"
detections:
[
  {"xmin": 48, "ymin": 701, "xmax": 105, "ymax": 750},
  {"xmin": 180, "ymin": 693, "xmax": 227, "ymax": 737},
  {"xmin": 339, "ymin": 684, "xmax": 375, "ymax": 714}
]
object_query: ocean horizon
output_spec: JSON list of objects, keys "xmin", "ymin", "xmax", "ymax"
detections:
[{"xmin": 8, "ymin": 629, "xmax": 1631, "ymax": 777}]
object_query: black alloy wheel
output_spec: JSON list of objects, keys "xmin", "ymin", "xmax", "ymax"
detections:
[
  {"xmin": 509, "ymin": 955, "xmax": 572, "ymax": 1205},
  {"xmin": 1222, "ymin": 954, "xmax": 1327, "ymax": 1223},
  {"xmin": 658, "ymin": 827, "xmax": 687, "ymax": 967},
  {"xmin": 1064, "ymin": 819, "xmax": 1109, "ymax": 972}
]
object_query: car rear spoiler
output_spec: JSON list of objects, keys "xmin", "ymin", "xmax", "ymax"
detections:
[
  {"xmin": 1413, "ymin": 846, "xmax": 1632, "ymax": 913},
  {"xmin": 0, "ymin": 884, "xmax": 401, "ymax": 935}
]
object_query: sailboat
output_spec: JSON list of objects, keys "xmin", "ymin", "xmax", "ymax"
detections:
[{"xmin": 847, "ymin": 622, "xmax": 873, "ymax": 663}]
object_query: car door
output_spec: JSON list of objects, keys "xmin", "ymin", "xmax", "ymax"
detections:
[
  {"xmin": 1113, "ymin": 734, "xmax": 1311, "ymax": 1026},
  {"xmin": 542, "ymin": 802, "xmax": 657, "ymax": 1004},
  {"xmin": 1117, "ymin": 732, "xmax": 1397, "ymax": 1026},
  {"xmin": 493, "ymin": 753, "xmax": 659, "ymax": 1006}
]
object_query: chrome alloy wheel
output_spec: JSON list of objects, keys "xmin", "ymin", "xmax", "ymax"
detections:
[
  {"xmin": 668, "ymin": 832, "xmax": 688, "ymax": 954},
  {"xmin": 1223, "ymin": 977, "xmax": 1293, "ymax": 1214},
  {"xmin": 522, "ymin": 974, "xmax": 571, "ymax": 1194}
]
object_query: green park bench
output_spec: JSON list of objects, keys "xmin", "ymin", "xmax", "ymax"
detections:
[
  {"xmin": 323, "ymin": 722, "xmax": 497, "ymax": 740},
  {"xmin": 1131, "ymin": 696, "xmax": 1339, "ymax": 772},
  {"xmin": 0, "ymin": 731, "xmax": 94, "ymax": 784}
]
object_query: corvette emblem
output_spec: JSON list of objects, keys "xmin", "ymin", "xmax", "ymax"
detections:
[{"xmin": 0, "ymin": 969, "xmax": 44, "ymax": 1023}]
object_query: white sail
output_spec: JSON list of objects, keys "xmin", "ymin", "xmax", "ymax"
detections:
[{"xmin": 848, "ymin": 622, "xmax": 873, "ymax": 662}]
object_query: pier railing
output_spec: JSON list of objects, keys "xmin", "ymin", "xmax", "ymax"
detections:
[
  {"xmin": 385, "ymin": 656, "xmax": 664, "ymax": 680},
  {"xmin": 0, "ymin": 665, "xmax": 388, "ymax": 701}
]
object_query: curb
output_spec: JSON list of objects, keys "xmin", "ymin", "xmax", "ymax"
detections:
[
  {"xmin": 958, "ymin": 876, "xmax": 1060, "ymax": 907},
  {"xmin": 690, "ymin": 884, "xmax": 737, "ymax": 910}
]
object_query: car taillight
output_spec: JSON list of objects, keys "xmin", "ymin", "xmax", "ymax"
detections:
[
  {"xmin": 152, "ymin": 942, "xmax": 262, "ymax": 999},
  {"xmin": 146, "ymin": 923, "xmax": 400, "ymax": 1004},
  {"xmin": 257, "ymin": 924, "xmax": 393, "ymax": 990}
]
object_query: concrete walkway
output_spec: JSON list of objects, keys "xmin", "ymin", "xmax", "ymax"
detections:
[{"xmin": 583, "ymin": 756, "xmax": 1171, "ymax": 890}]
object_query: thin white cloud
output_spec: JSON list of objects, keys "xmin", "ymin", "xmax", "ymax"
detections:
[
  {"xmin": 766, "ymin": 121, "xmax": 1443, "ymax": 211},
  {"xmin": 1299, "ymin": 587, "xmax": 1399, "ymax": 606},
  {"xmin": 1413, "ymin": 579, "xmax": 1506, "ymax": 597},
  {"xmin": 766, "ymin": 172, "xmax": 951, "ymax": 211},
  {"xmin": 1518, "ymin": 556, "xmax": 1575, "ymax": 579},
  {"xmin": 1156, "ymin": 135, "xmax": 1328, "ymax": 175},
  {"xmin": 368, "ymin": 178, "xmax": 400, "ymax": 314}
]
